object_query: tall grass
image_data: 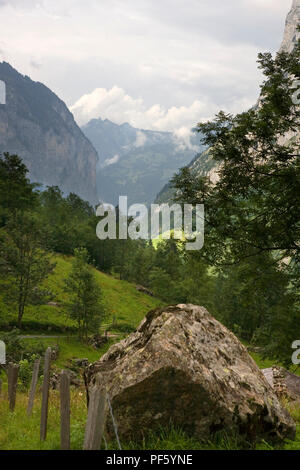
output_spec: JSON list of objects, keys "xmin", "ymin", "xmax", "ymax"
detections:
[{"xmin": 1, "ymin": 387, "xmax": 300, "ymax": 450}]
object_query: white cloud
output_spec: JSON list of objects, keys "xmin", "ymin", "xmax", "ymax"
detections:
[
  {"xmin": 0, "ymin": 0, "xmax": 292, "ymax": 133},
  {"xmin": 70, "ymin": 86, "xmax": 144, "ymax": 127},
  {"xmin": 103, "ymin": 154, "xmax": 120, "ymax": 166},
  {"xmin": 172, "ymin": 127, "xmax": 198, "ymax": 152},
  {"xmin": 134, "ymin": 130, "xmax": 147, "ymax": 148},
  {"xmin": 70, "ymin": 84, "xmax": 254, "ymax": 136}
]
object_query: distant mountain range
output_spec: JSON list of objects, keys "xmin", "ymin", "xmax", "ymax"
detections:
[
  {"xmin": 0, "ymin": 60, "xmax": 205, "ymax": 208},
  {"xmin": 0, "ymin": 62, "xmax": 98, "ymax": 204},
  {"xmin": 82, "ymin": 117, "xmax": 205, "ymax": 206}
]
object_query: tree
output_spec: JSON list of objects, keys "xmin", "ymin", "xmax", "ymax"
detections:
[
  {"xmin": 0, "ymin": 153, "xmax": 38, "ymax": 223},
  {"xmin": 0, "ymin": 212, "xmax": 55, "ymax": 328},
  {"xmin": 171, "ymin": 41, "xmax": 300, "ymax": 363},
  {"xmin": 172, "ymin": 41, "xmax": 300, "ymax": 267},
  {"xmin": 64, "ymin": 248, "xmax": 105, "ymax": 340}
]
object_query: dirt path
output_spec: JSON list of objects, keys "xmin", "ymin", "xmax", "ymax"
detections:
[{"xmin": 19, "ymin": 333, "xmax": 119, "ymax": 339}]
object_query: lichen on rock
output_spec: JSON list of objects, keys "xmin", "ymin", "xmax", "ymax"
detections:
[{"xmin": 87, "ymin": 304, "xmax": 296, "ymax": 444}]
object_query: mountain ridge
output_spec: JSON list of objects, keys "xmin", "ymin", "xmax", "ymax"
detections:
[
  {"xmin": 82, "ymin": 116, "xmax": 205, "ymax": 206},
  {"xmin": 0, "ymin": 61, "xmax": 99, "ymax": 204}
]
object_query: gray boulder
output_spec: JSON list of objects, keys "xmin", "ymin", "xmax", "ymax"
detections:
[
  {"xmin": 262, "ymin": 366, "xmax": 300, "ymax": 401},
  {"xmin": 87, "ymin": 304, "xmax": 295, "ymax": 444}
]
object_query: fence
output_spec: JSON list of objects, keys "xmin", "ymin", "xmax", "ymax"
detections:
[{"xmin": 0, "ymin": 348, "xmax": 119, "ymax": 450}]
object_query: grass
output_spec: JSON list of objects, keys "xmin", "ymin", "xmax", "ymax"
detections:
[
  {"xmin": 1, "ymin": 333, "xmax": 300, "ymax": 451},
  {"xmin": 19, "ymin": 336, "xmax": 119, "ymax": 368},
  {"xmin": 0, "ymin": 254, "xmax": 162, "ymax": 333},
  {"xmin": 1, "ymin": 254, "xmax": 300, "ymax": 450},
  {"xmin": 0, "ymin": 387, "xmax": 87, "ymax": 450},
  {"xmin": 246, "ymin": 345, "xmax": 300, "ymax": 376},
  {"xmin": 1, "ymin": 386, "xmax": 300, "ymax": 450}
]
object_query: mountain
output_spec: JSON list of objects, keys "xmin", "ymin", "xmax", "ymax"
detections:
[
  {"xmin": 82, "ymin": 117, "xmax": 205, "ymax": 206},
  {"xmin": 280, "ymin": 0, "xmax": 300, "ymax": 54},
  {"xmin": 0, "ymin": 62, "xmax": 98, "ymax": 204},
  {"xmin": 156, "ymin": 0, "xmax": 300, "ymax": 204}
]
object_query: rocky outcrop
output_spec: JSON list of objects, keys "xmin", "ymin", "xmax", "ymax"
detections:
[
  {"xmin": 280, "ymin": 0, "xmax": 300, "ymax": 53},
  {"xmin": 262, "ymin": 367, "xmax": 300, "ymax": 401},
  {"xmin": 87, "ymin": 304, "xmax": 295, "ymax": 444},
  {"xmin": 136, "ymin": 285, "xmax": 154, "ymax": 297},
  {"xmin": 0, "ymin": 62, "xmax": 98, "ymax": 204}
]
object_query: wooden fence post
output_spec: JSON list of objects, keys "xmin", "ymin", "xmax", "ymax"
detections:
[
  {"xmin": 8, "ymin": 363, "xmax": 19, "ymax": 411},
  {"xmin": 7, "ymin": 362, "xmax": 13, "ymax": 400},
  {"xmin": 60, "ymin": 370, "xmax": 70, "ymax": 450},
  {"xmin": 83, "ymin": 386, "xmax": 107, "ymax": 450},
  {"xmin": 27, "ymin": 358, "xmax": 40, "ymax": 416},
  {"xmin": 40, "ymin": 347, "xmax": 51, "ymax": 441}
]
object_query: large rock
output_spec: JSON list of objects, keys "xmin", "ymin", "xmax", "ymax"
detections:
[
  {"xmin": 262, "ymin": 367, "xmax": 300, "ymax": 401},
  {"xmin": 87, "ymin": 304, "xmax": 295, "ymax": 444}
]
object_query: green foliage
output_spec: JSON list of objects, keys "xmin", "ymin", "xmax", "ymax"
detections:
[
  {"xmin": 18, "ymin": 357, "xmax": 37, "ymax": 390},
  {"xmin": 0, "ymin": 211, "xmax": 55, "ymax": 328},
  {"xmin": 171, "ymin": 43, "xmax": 300, "ymax": 363},
  {"xmin": 0, "ymin": 152, "xmax": 38, "ymax": 223},
  {"xmin": 1, "ymin": 388, "xmax": 300, "ymax": 450},
  {"xmin": 0, "ymin": 329, "xmax": 45, "ymax": 364},
  {"xmin": 107, "ymin": 322, "xmax": 136, "ymax": 333},
  {"xmin": 64, "ymin": 248, "xmax": 106, "ymax": 340},
  {"xmin": 0, "ymin": 328, "xmax": 22, "ymax": 363},
  {"xmin": 173, "ymin": 42, "xmax": 300, "ymax": 266}
]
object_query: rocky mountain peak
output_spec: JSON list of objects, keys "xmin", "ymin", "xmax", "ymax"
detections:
[
  {"xmin": 280, "ymin": 0, "xmax": 300, "ymax": 53},
  {"xmin": 0, "ymin": 62, "xmax": 99, "ymax": 204}
]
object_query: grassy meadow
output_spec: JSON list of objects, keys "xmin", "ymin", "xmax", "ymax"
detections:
[
  {"xmin": 0, "ymin": 254, "xmax": 299, "ymax": 451},
  {"xmin": 0, "ymin": 384, "xmax": 300, "ymax": 450}
]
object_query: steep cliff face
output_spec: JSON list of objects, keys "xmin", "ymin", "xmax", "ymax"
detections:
[
  {"xmin": 280, "ymin": 0, "xmax": 300, "ymax": 53},
  {"xmin": 0, "ymin": 62, "xmax": 98, "ymax": 204}
]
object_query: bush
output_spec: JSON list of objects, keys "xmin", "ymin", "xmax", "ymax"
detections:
[
  {"xmin": 18, "ymin": 358, "xmax": 33, "ymax": 390},
  {"xmin": 107, "ymin": 322, "xmax": 136, "ymax": 333}
]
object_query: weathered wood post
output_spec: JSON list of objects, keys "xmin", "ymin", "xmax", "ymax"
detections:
[
  {"xmin": 60, "ymin": 370, "xmax": 70, "ymax": 450},
  {"xmin": 27, "ymin": 358, "xmax": 40, "ymax": 416},
  {"xmin": 8, "ymin": 363, "xmax": 19, "ymax": 411},
  {"xmin": 40, "ymin": 347, "xmax": 51, "ymax": 441},
  {"xmin": 83, "ymin": 384, "xmax": 107, "ymax": 450},
  {"xmin": 7, "ymin": 362, "xmax": 13, "ymax": 399}
]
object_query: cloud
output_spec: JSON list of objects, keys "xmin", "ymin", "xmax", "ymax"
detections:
[
  {"xmin": 172, "ymin": 127, "xmax": 198, "ymax": 152},
  {"xmin": 0, "ymin": 0, "xmax": 292, "ymax": 134},
  {"xmin": 103, "ymin": 154, "xmax": 120, "ymax": 166},
  {"xmin": 134, "ymin": 130, "xmax": 147, "ymax": 148},
  {"xmin": 0, "ymin": 1, "xmax": 44, "ymax": 9},
  {"xmin": 30, "ymin": 60, "xmax": 42, "ymax": 69},
  {"xmin": 70, "ymin": 84, "xmax": 253, "ymax": 137},
  {"xmin": 70, "ymin": 86, "xmax": 144, "ymax": 127}
]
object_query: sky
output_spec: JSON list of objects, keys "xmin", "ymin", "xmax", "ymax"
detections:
[{"xmin": 0, "ymin": 0, "xmax": 293, "ymax": 138}]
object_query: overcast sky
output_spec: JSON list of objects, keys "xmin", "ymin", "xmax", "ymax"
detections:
[{"xmin": 0, "ymin": 0, "xmax": 293, "ymax": 135}]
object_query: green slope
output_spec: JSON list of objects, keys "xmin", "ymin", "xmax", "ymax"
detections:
[{"xmin": 0, "ymin": 254, "xmax": 163, "ymax": 333}]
